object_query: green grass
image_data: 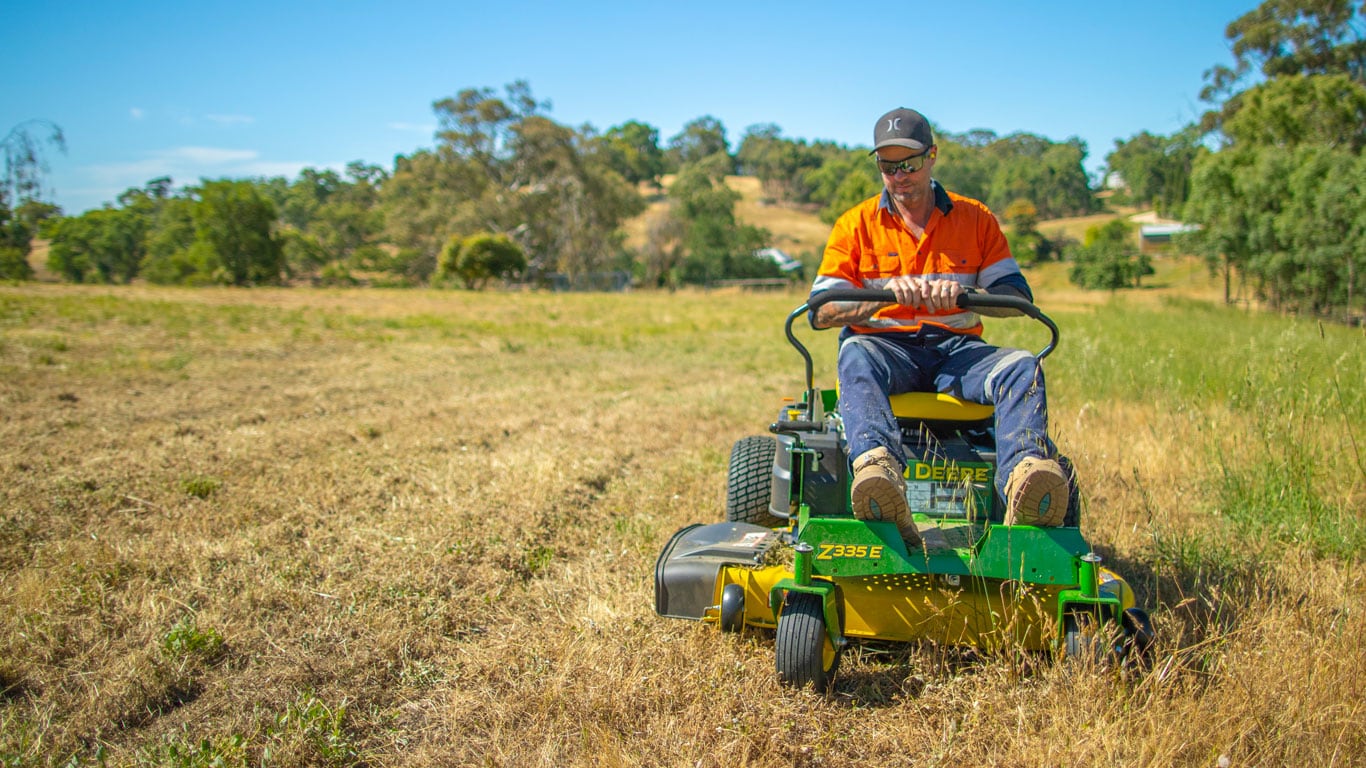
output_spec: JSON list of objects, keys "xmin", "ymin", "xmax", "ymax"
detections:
[{"xmin": 1069, "ymin": 299, "xmax": 1361, "ymax": 556}]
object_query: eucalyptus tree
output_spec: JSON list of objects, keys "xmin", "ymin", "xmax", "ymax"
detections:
[
  {"xmin": 190, "ymin": 180, "xmax": 285, "ymax": 285},
  {"xmin": 1, "ymin": 120, "xmax": 65, "ymax": 279},
  {"xmin": 403, "ymin": 81, "xmax": 643, "ymax": 283},
  {"xmin": 1183, "ymin": 0, "xmax": 1366, "ymax": 314},
  {"xmin": 735, "ymin": 124, "xmax": 834, "ymax": 204},
  {"xmin": 1203, "ymin": 0, "xmax": 1366, "ymax": 108},
  {"xmin": 2, "ymin": 120, "xmax": 65, "ymax": 211},
  {"xmin": 666, "ymin": 162, "xmax": 770, "ymax": 284},
  {"xmin": 667, "ymin": 116, "xmax": 733, "ymax": 172},
  {"xmin": 602, "ymin": 120, "xmax": 667, "ymax": 188},
  {"xmin": 803, "ymin": 147, "xmax": 880, "ymax": 225},
  {"xmin": 1106, "ymin": 127, "xmax": 1206, "ymax": 216},
  {"xmin": 506, "ymin": 116, "xmax": 643, "ymax": 278}
]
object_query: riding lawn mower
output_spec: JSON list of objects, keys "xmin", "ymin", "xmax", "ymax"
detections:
[{"xmin": 655, "ymin": 289, "xmax": 1155, "ymax": 690}]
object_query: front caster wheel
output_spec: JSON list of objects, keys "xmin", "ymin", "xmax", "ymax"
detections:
[
  {"xmin": 719, "ymin": 583, "xmax": 745, "ymax": 633},
  {"xmin": 775, "ymin": 592, "xmax": 840, "ymax": 691}
]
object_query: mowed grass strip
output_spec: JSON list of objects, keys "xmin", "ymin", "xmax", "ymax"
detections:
[{"xmin": 0, "ymin": 283, "xmax": 1362, "ymax": 767}]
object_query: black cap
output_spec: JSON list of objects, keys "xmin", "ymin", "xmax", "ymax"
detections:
[{"xmin": 870, "ymin": 107, "xmax": 934, "ymax": 154}]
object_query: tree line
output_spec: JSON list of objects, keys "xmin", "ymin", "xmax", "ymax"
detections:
[
  {"xmin": 1, "ymin": 86, "xmax": 1099, "ymax": 290},
  {"xmin": 1105, "ymin": 0, "xmax": 1366, "ymax": 316},
  {"xmin": 3, "ymin": 0, "xmax": 1362, "ymax": 317}
]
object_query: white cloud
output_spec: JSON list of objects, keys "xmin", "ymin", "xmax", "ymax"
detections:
[
  {"xmin": 388, "ymin": 121, "xmax": 437, "ymax": 134},
  {"xmin": 82, "ymin": 146, "xmax": 338, "ymax": 193},
  {"xmin": 165, "ymin": 146, "xmax": 260, "ymax": 165}
]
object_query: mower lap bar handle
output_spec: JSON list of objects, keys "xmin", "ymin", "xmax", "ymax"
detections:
[{"xmin": 783, "ymin": 288, "xmax": 1060, "ymax": 410}]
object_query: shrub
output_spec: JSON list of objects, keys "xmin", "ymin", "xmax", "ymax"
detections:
[
  {"xmin": 0, "ymin": 245, "xmax": 33, "ymax": 280},
  {"xmin": 435, "ymin": 232, "xmax": 525, "ymax": 290},
  {"xmin": 1067, "ymin": 219, "xmax": 1153, "ymax": 290}
]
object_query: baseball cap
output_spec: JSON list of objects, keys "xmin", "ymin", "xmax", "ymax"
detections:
[{"xmin": 870, "ymin": 108, "xmax": 934, "ymax": 154}]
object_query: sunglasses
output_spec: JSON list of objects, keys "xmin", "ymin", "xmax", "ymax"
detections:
[{"xmin": 876, "ymin": 150, "xmax": 931, "ymax": 176}]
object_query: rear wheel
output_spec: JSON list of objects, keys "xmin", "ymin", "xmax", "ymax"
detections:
[
  {"xmin": 725, "ymin": 435, "xmax": 780, "ymax": 527},
  {"xmin": 1119, "ymin": 608, "xmax": 1156, "ymax": 666},
  {"xmin": 775, "ymin": 592, "xmax": 840, "ymax": 691}
]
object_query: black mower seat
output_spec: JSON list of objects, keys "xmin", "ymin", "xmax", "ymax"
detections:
[{"xmin": 888, "ymin": 392, "xmax": 994, "ymax": 422}]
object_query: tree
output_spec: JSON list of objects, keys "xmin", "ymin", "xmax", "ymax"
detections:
[
  {"xmin": 2, "ymin": 121, "xmax": 66, "ymax": 278},
  {"xmin": 1206, "ymin": 0, "xmax": 1366, "ymax": 94},
  {"xmin": 667, "ymin": 164, "xmax": 771, "ymax": 284},
  {"xmin": 1184, "ymin": 147, "xmax": 1256, "ymax": 304},
  {"xmin": 414, "ymin": 82, "xmax": 643, "ymax": 284},
  {"xmin": 1106, "ymin": 127, "xmax": 1206, "ymax": 216},
  {"xmin": 1002, "ymin": 199, "xmax": 1058, "ymax": 265},
  {"xmin": 602, "ymin": 120, "xmax": 666, "ymax": 188},
  {"xmin": 140, "ymin": 197, "xmax": 200, "ymax": 285},
  {"xmin": 44, "ymin": 207, "xmax": 145, "ymax": 284},
  {"xmin": 380, "ymin": 148, "xmax": 484, "ymax": 280},
  {"xmin": 1067, "ymin": 219, "xmax": 1152, "ymax": 290},
  {"xmin": 0, "ymin": 198, "xmax": 35, "ymax": 280},
  {"xmin": 1183, "ymin": 1, "xmax": 1366, "ymax": 317},
  {"xmin": 1277, "ymin": 144, "xmax": 1363, "ymax": 312},
  {"xmin": 983, "ymin": 135, "xmax": 1096, "ymax": 219},
  {"xmin": 933, "ymin": 129, "xmax": 998, "ymax": 204},
  {"xmin": 735, "ymin": 124, "xmax": 828, "ymax": 203},
  {"xmin": 436, "ymin": 232, "xmax": 526, "ymax": 289},
  {"xmin": 191, "ymin": 180, "xmax": 284, "ymax": 285},
  {"xmin": 638, "ymin": 210, "xmax": 688, "ymax": 288},
  {"xmin": 1, "ymin": 199, "xmax": 59, "ymax": 280},
  {"xmin": 1221, "ymin": 73, "xmax": 1366, "ymax": 151},
  {"xmin": 667, "ymin": 116, "xmax": 733, "ymax": 171},
  {"xmin": 433, "ymin": 80, "xmax": 547, "ymax": 172},
  {"xmin": 2, "ymin": 120, "xmax": 65, "ymax": 211},
  {"xmin": 263, "ymin": 162, "xmax": 387, "ymax": 280},
  {"xmin": 505, "ymin": 117, "xmax": 644, "ymax": 278},
  {"xmin": 0, "ymin": 243, "xmax": 31, "ymax": 281},
  {"xmin": 1202, "ymin": 0, "xmax": 1366, "ymax": 133},
  {"xmin": 803, "ymin": 148, "xmax": 880, "ymax": 225}
]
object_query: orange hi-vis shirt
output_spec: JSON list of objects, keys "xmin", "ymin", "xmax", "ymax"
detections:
[{"xmin": 811, "ymin": 182, "xmax": 1024, "ymax": 336}]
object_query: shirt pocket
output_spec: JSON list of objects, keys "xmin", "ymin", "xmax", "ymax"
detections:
[
  {"xmin": 857, "ymin": 250, "xmax": 903, "ymax": 279},
  {"xmin": 932, "ymin": 249, "xmax": 979, "ymax": 275}
]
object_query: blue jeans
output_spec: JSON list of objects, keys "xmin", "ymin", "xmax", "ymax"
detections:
[{"xmin": 837, "ymin": 328, "xmax": 1057, "ymax": 503}]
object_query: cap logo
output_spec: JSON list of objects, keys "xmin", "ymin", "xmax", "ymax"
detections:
[{"xmin": 886, "ymin": 118, "xmax": 900, "ymax": 132}]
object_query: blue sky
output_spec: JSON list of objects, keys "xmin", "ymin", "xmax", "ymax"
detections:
[{"xmin": 4, "ymin": 0, "xmax": 1258, "ymax": 215}]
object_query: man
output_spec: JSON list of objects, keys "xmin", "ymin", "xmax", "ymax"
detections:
[{"xmin": 810, "ymin": 107, "xmax": 1069, "ymax": 546}]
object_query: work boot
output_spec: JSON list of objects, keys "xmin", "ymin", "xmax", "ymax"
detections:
[
  {"xmin": 851, "ymin": 447, "xmax": 921, "ymax": 546},
  {"xmin": 1004, "ymin": 457, "xmax": 1069, "ymax": 527}
]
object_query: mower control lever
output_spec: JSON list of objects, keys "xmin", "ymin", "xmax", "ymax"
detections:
[
  {"xmin": 785, "ymin": 288, "xmax": 1060, "ymax": 404},
  {"xmin": 769, "ymin": 419, "xmax": 824, "ymax": 435}
]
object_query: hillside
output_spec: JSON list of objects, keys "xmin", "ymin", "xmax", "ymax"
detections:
[
  {"xmin": 631, "ymin": 174, "xmax": 1140, "ymax": 254},
  {"xmin": 626, "ymin": 175, "xmax": 1225, "ymax": 305}
]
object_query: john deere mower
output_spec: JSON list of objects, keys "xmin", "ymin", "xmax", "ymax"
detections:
[{"xmin": 655, "ymin": 289, "xmax": 1154, "ymax": 690}]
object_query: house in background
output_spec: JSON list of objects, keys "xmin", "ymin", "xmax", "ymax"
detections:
[
  {"xmin": 1129, "ymin": 211, "xmax": 1200, "ymax": 253},
  {"xmin": 754, "ymin": 247, "xmax": 805, "ymax": 277}
]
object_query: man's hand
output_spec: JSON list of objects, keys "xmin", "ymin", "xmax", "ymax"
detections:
[{"xmin": 885, "ymin": 276, "xmax": 965, "ymax": 312}]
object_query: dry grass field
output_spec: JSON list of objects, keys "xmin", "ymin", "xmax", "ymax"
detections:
[{"xmin": 1, "ymin": 274, "xmax": 1363, "ymax": 767}]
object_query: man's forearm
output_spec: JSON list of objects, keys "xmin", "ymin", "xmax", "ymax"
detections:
[{"xmin": 812, "ymin": 300, "xmax": 888, "ymax": 329}]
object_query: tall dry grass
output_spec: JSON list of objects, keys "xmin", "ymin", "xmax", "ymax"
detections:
[{"xmin": 0, "ymin": 281, "xmax": 1362, "ymax": 767}]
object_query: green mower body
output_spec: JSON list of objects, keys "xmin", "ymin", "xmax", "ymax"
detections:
[{"xmin": 654, "ymin": 290, "xmax": 1154, "ymax": 689}]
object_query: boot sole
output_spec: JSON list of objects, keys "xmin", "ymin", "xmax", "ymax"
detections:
[
  {"xmin": 1005, "ymin": 463, "xmax": 1069, "ymax": 527},
  {"xmin": 851, "ymin": 475, "xmax": 922, "ymax": 546}
]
